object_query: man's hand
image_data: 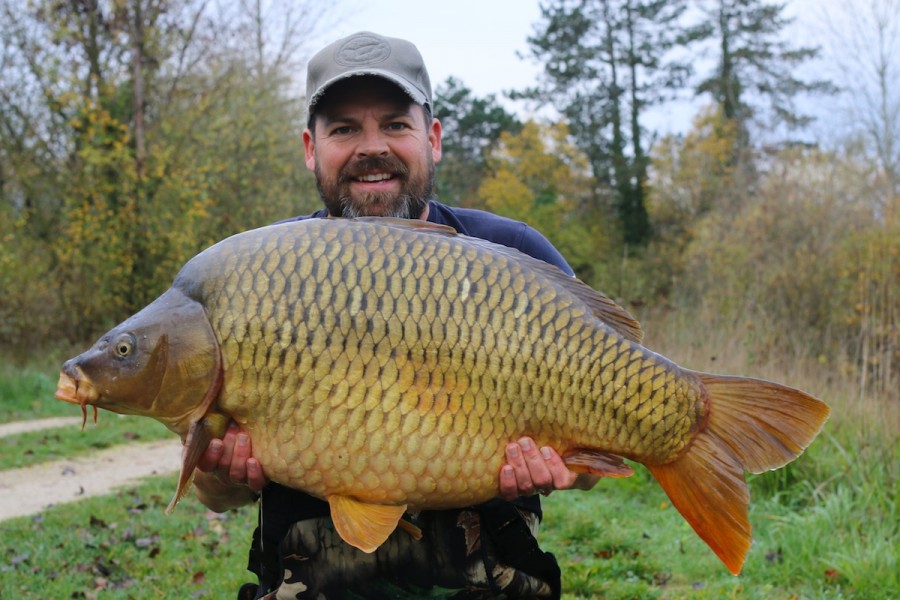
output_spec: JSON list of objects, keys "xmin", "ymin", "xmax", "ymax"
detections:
[
  {"xmin": 498, "ymin": 436, "xmax": 598, "ymax": 500},
  {"xmin": 193, "ymin": 422, "xmax": 269, "ymax": 511}
]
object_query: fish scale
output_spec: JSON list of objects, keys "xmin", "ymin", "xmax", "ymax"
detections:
[
  {"xmin": 55, "ymin": 217, "xmax": 829, "ymax": 574},
  {"xmin": 185, "ymin": 220, "xmax": 698, "ymax": 508}
]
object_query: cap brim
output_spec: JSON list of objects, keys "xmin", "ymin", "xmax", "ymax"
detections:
[{"xmin": 307, "ymin": 69, "xmax": 429, "ymax": 112}]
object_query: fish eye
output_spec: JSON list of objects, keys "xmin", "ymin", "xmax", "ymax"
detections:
[{"xmin": 114, "ymin": 334, "xmax": 136, "ymax": 358}]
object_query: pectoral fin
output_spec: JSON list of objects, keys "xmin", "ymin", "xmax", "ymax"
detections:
[
  {"xmin": 327, "ymin": 495, "xmax": 411, "ymax": 553},
  {"xmin": 165, "ymin": 339, "xmax": 226, "ymax": 515},
  {"xmin": 563, "ymin": 449, "xmax": 635, "ymax": 478},
  {"xmin": 166, "ymin": 411, "xmax": 230, "ymax": 514}
]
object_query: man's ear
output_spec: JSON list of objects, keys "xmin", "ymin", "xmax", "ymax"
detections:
[
  {"xmin": 429, "ymin": 117, "xmax": 442, "ymax": 164},
  {"xmin": 303, "ymin": 128, "xmax": 316, "ymax": 172}
]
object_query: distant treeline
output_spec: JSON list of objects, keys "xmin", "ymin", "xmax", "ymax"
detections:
[{"xmin": 0, "ymin": 1, "xmax": 896, "ymax": 394}]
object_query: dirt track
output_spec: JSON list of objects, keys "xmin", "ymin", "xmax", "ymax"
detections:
[{"xmin": 0, "ymin": 418, "xmax": 181, "ymax": 521}]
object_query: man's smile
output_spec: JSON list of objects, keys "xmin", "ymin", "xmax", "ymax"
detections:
[{"xmin": 354, "ymin": 172, "xmax": 395, "ymax": 182}]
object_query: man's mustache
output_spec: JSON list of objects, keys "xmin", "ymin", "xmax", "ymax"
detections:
[{"xmin": 340, "ymin": 157, "xmax": 409, "ymax": 182}]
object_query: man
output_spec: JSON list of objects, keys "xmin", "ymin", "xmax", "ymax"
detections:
[{"xmin": 194, "ymin": 31, "xmax": 596, "ymax": 600}]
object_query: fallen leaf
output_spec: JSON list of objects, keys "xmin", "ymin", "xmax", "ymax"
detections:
[
  {"xmin": 89, "ymin": 515, "xmax": 107, "ymax": 528},
  {"xmin": 10, "ymin": 553, "xmax": 29, "ymax": 567},
  {"xmin": 135, "ymin": 533, "xmax": 160, "ymax": 548},
  {"xmin": 92, "ymin": 558, "xmax": 112, "ymax": 577}
]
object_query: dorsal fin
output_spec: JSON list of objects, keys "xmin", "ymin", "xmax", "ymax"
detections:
[
  {"xmin": 455, "ymin": 233, "xmax": 643, "ymax": 343},
  {"xmin": 552, "ymin": 276, "xmax": 643, "ymax": 343}
]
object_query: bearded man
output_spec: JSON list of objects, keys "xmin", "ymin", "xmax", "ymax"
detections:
[{"xmin": 193, "ymin": 31, "xmax": 597, "ymax": 600}]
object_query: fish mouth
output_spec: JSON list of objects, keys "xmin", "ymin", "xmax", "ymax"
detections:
[{"xmin": 55, "ymin": 370, "xmax": 100, "ymax": 428}]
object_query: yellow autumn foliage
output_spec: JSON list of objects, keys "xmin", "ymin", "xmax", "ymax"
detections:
[{"xmin": 477, "ymin": 120, "xmax": 617, "ymax": 286}]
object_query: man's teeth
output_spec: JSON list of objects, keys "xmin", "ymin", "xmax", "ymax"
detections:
[{"xmin": 356, "ymin": 173, "xmax": 392, "ymax": 182}]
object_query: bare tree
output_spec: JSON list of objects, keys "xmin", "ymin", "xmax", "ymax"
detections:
[{"xmin": 819, "ymin": 0, "xmax": 900, "ymax": 204}]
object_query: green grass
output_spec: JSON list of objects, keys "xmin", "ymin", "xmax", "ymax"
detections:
[
  {"xmin": 0, "ymin": 414, "xmax": 171, "ymax": 469},
  {"xmin": 0, "ymin": 476, "xmax": 258, "ymax": 598},
  {"xmin": 0, "ymin": 366, "xmax": 70, "ymax": 422}
]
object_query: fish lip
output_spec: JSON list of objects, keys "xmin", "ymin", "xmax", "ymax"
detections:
[
  {"xmin": 55, "ymin": 369, "xmax": 100, "ymax": 429},
  {"xmin": 54, "ymin": 369, "xmax": 98, "ymax": 406}
]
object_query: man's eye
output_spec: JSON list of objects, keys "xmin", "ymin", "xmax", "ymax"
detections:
[
  {"xmin": 331, "ymin": 126, "xmax": 353, "ymax": 135},
  {"xmin": 387, "ymin": 122, "xmax": 408, "ymax": 131}
]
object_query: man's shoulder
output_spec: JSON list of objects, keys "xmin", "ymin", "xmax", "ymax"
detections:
[
  {"xmin": 427, "ymin": 202, "xmax": 539, "ymax": 250},
  {"xmin": 428, "ymin": 201, "xmax": 520, "ymax": 230},
  {"xmin": 428, "ymin": 202, "xmax": 574, "ymax": 276}
]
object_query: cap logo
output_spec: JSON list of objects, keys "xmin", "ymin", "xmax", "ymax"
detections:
[{"xmin": 335, "ymin": 34, "xmax": 391, "ymax": 67}]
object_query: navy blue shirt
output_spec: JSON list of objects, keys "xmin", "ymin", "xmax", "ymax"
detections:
[{"xmin": 261, "ymin": 200, "xmax": 572, "ymax": 540}]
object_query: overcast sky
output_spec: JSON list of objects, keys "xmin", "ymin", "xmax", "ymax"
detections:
[
  {"xmin": 330, "ymin": 0, "xmax": 545, "ymax": 107},
  {"xmin": 322, "ymin": 0, "xmax": 866, "ymax": 139}
]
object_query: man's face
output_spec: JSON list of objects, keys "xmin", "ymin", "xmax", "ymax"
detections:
[{"xmin": 304, "ymin": 77, "xmax": 442, "ymax": 219}]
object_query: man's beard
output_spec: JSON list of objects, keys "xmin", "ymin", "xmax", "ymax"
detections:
[{"xmin": 315, "ymin": 156, "xmax": 434, "ymax": 219}]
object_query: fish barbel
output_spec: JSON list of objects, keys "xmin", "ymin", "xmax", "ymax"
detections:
[{"xmin": 54, "ymin": 218, "xmax": 829, "ymax": 574}]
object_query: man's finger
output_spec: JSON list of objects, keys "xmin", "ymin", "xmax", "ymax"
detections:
[
  {"xmin": 504, "ymin": 440, "xmax": 536, "ymax": 495},
  {"xmin": 196, "ymin": 438, "xmax": 224, "ymax": 472},
  {"xmin": 228, "ymin": 432, "xmax": 251, "ymax": 483},
  {"xmin": 499, "ymin": 465, "xmax": 519, "ymax": 501},
  {"xmin": 517, "ymin": 437, "xmax": 553, "ymax": 491},
  {"xmin": 540, "ymin": 446, "xmax": 579, "ymax": 491},
  {"xmin": 218, "ymin": 425, "xmax": 238, "ymax": 477},
  {"xmin": 246, "ymin": 458, "xmax": 269, "ymax": 493}
]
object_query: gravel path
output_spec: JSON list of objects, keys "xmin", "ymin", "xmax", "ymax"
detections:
[
  {"xmin": 0, "ymin": 416, "xmax": 84, "ymax": 437},
  {"xmin": 0, "ymin": 418, "xmax": 181, "ymax": 521}
]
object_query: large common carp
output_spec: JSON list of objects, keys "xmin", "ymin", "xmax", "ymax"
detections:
[{"xmin": 55, "ymin": 218, "xmax": 829, "ymax": 575}]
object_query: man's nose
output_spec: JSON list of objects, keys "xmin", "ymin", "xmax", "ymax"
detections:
[{"xmin": 357, "ymin": 128, "xmax": 389, "ymax": 157}]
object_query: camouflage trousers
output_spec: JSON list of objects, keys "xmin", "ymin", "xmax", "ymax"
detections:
[{"xmin": 247, "ymin": 506, "xmax": 560, "ymax": 600}]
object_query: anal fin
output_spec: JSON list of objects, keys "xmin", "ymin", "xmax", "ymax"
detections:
[
  {"xmin": 398, "ymin": 518, "xmax": 423, "ymax": 540},
  {"xmin": 563, "ymin": 448, "xmax": 635, "ymax": 478},
  {"xmin": 328, "ymin": 495, "xmax": 409, "ymax": 553}
]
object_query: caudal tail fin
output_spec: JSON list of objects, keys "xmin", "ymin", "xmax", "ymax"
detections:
[{"xmin": 646, "ymin": 372, "xmax": 830, "ymax": 575}]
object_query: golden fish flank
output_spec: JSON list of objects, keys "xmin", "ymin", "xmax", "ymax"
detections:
[{"xmin": 55, "ymin": 217, "xmax": 829, "ymax": 575}]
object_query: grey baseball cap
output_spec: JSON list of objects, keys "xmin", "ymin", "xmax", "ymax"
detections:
[{"xmin": 306, "ymin": 32, "xmax": 432, "ymax": 115}]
